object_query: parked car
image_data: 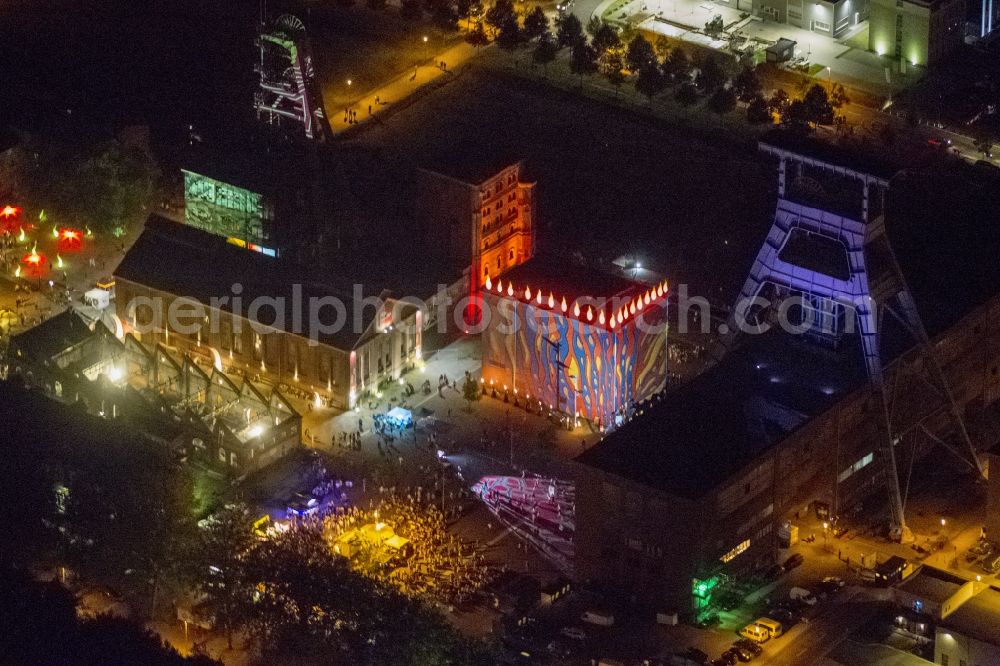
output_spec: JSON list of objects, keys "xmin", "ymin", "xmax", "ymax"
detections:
[
  {"xmin": 733, "ymin": 639, "xmax": 763, "ymax": 657},
  {"xmin": 560, "ymin": 626, "xmax": 586, "ymax": 641},
  {"xmin": 783, "ymin": 553, "xmax": 804, "ymax": 571},
  {"xmin": 981, "ymin": 553, "xmax": 1000, "ymax": 574}
]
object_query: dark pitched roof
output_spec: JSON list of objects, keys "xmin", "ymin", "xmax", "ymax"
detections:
[
  {"xmin": 9, "ymin": 309, "xmax": 94, "ymax": 360},
  {"xmin": 576, "ymin": 330, "xmax": 867, "ymax": 499},
  {"xmin": 114, "ymin": 215, "xmax": 383, "ymax": 350}
]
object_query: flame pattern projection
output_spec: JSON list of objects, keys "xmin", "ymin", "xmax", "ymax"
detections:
[{"xmin": 483, "ymin": 297, "xmax": 666, "ymax": 426}]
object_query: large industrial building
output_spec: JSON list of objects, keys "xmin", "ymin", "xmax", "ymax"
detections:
[
  {"xmin": 573, "ymin": 140, "xmax": 1000, "ymax": 614},
  {"xmin": 114, "ymin": 216, "xmax": 424, "ymax": 412}
]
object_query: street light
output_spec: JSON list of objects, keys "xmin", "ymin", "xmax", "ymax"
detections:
[
  {"xmin": 346, "ymin": 78, "xmax": 353, "ymax": 107},
  {"xmin": 422, "ymin": 35, "xmax": 429, "ymax": 63}
]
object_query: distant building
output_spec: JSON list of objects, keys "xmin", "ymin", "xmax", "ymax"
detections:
[
  {"xmin": 480, "ymin": 254, "xmax": 668, "ymax": 427},
  {"xmin": 416, "ymin": 158, "xmax": 536, "ymax": 299},
  {"xmin": 744, "ymin": 0, "xmax": 867, "ymax": 38},
  {"xmin": 869, "ymin": 0, "xmax": 965, "ymax": 66}
]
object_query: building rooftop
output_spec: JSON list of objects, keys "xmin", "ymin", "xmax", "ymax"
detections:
[
  {"xmin": 114, "ymin": 215, "xmax": 388, "ymax": 350},
  {"xmin": 497, "ymin": 253, "xmax": 647, "ymax": 304},
  {"xmin": 419, "ymin": 148, "xmax": 524, "ymax": 185},
  {"xmin": 575, "ymin": 329, "xmax": 867, "ymax": 499},
  {"xmin": 9, "ymin": 309, "xmax": 96, "ymax": 361},
  {"xmin": 940, "ymin": 585, "xmax": 1000, "ymax": 646},
  {"xmin": 895, "ymin": 566, "xmax": 964, "ymax": 604}
]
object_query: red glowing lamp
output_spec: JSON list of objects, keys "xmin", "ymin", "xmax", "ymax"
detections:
[
  {"xmin": 57, "ymin": 227, "xmax": 84, "ymax": 252},
  {"xmin": 21, "ymin": 249, "xmax": 48, "ymax": 277}
]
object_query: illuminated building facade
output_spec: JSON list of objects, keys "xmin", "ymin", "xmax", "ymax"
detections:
[
  {"xmin": 416, "ymin": 158, "xmax": 535, "ymax": 299},
  {"xmin": 182, "ymin": 169, "xmax": 277, "ymax": 256},
  {"xmin": 480, "ymin": 255, "xmax": 668, "ymax": 427},
  {"xmin": 114, "ymin": 216, "xmax": 422, "ymax": 412},
  {"xmin": 868, "ymin": 0, "xmax": 965, "ymax": 65}
]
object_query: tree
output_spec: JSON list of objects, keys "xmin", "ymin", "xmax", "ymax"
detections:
[
  {"xmin": 605, "ymin": 51, "xmax": 626, "ymax": 96},
  {"xmin": 485, "ymin": 0, "xmax": 516, "ymax": 34},
  {"xmin": 556, "ymin": 13, "xmax": 584, "ymax": 49},
  {"xmin": 696, "ymin": 54, "xmax": 727, "ymax": 94},
  {"xmin": 466, "ymin": 21, "xmax": 490, "ymax": 47},
  {"xmin": 524, "ymin": 6, "xmax": 549, "ymax": 41},
  {"xmin": 570, "ymin": 40, "xmax": 599, "ymax": 86},
  {"xmin": 768, "ymin": 88, "xmax": 790, "ymax": 116},
  {"xmin": 496, "ymin": 15, "xmax": 524, "ymax": 49},
  {"xmin": 533, "ymin": 32, "xmax": 558, "ymax": 75},
  {"xmin": 654, "ymin": 36, "xmax": 671, "ymax": 58},
  {"xmin": 625, "ymin": 34, "xmax": 656, "ymax": 72},
  {"xmin": 661, "ymin": 45, "xmax": 690, "ymax": 82},
  {"xmin": 746, "ymin": 94, "xmax": 772, "ymax": 124},
  {"xmin": 586, "ymin": 15, "xmax": 604, "ymax": 37},
  {"xmin": 974, "ymin": 132, "xmax": 995, "ymax": 158},
  {"xmin": 428, "ymin": 0, "xmax": 460, "ymax": 30},
  {"xmin": 192, "ymin": 504, "xmax": 257, "ymax": 649},
  {"xmin": 635, "ymin": 61, "xmax": 665, "ymax": 102},
  {"xmin": 732, "ymin": 66, "xmax": 762, "ymax": 103},
  {"xmin": 803, "ymin": 84, "xmax": 835, "ymax": 125},
  {"xmin": 457, "ymin": 0, "xmax": 482, "ymax": 28},
  {"xmin": 462, "ymin": 375, "xmax": 481, "ymax": 410},
  {"xmin": 707, "ymin": 87, "xmax": 737, "ymax": 120},
  {"xmin": 830, "ymin": 82, "xmax": 850, "ymax": 109},
  {"xmin": 592, "ymin": 22, "xmax": 620, "ymax": 54},
  {"xmin": 400, "ymin": 0, "xmax": 424, "ymax": 20},
  {"xmin": 675, "ymin": 81, "xmax": 699, "ymax": 109},
  {"xmin": 782, "ymin": 99, "xmax": 813, "ymax": 134}
]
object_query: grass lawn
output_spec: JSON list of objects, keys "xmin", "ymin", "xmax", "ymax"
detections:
[
  {"xmin": 344, "ymin": 66, "xmax": 777, "ymax": 303},
  {"xmin": 285, "ymin": 3, "xmax": 465, "ymax": 109}
]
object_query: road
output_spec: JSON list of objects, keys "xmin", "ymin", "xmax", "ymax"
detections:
[{"xmin": 763, "ymin": 590, "xmax": 882, "ymax": 666}]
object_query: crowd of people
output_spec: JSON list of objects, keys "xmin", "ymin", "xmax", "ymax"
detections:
[{"xmin": 316, "ymin": 494, "xmax": 493, "ymax": 606}]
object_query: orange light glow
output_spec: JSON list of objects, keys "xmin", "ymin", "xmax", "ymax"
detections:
[
  {"xmin": 1, "ymin": 205, "xmax": 19, "ymax": 218},
  {"xmin": 507, "ymin": 283, "xmax": 514, "ymax": 297},
  {"xmin": 548, "ymin": 293, "xmax": 555, "ymax": 308},
  {"xmin": 524, "ymin": 286, "xmax": 531, "ymax": 300},
  {"xmin": 560, "ymin": 297, "xmax": 568, "ymax": 313},
  {"xmin": 535, "ymin": 290, "xmax": 542, "ymax": 305},
  {"xmin": 485, "ymin": 275, "xmax": 492, "ymax": 290},
  {"xmin": 599, "ymin": 310, "xmax": 606, "ymax": 325},
  {"xmin": 573, "ymin": 302, "xmax": 581, "ymax": 317},
  {"xmin": 496, "ymin": 279, "xmax": 503, "ymax": 293},
  {"xmin": 585, "ymin": 306, "xmax": 593, "ymax": 322}
]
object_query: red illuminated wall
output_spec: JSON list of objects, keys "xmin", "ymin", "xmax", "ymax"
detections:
[{"xmin": 481, "ymin": 285, "xmax": 667, "ymax": 427}]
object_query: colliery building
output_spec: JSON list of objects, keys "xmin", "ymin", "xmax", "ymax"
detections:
[{"xmin": 573, "ymin": 140, "xmax": 1000, "ymax": 614}]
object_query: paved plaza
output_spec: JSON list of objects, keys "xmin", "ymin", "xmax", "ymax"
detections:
[{"xmin": 604, "ymin": 0, "xmax": 924, "ymax": 95}]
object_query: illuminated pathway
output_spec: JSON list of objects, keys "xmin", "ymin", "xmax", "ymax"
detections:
[{"xmin": 327, "ymin": 40, "xmax": 483, "ymax": 136}]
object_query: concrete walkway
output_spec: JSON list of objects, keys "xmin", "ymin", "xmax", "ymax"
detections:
[{"xmin": 330, "ymin": 40, "xmax": 485, "ymax": 135}]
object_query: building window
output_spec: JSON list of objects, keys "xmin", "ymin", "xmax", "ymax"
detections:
[
  {"xmin": 788, "ymin": 8, "xmax": 801, "ymax": 18},
  {"xmin": 509, "ymin": 249, "xmax": 515, "ymax": 261},
  {"xmin": 720, "ymin": 539, "xmax": 751, "ymax": 563},
  {"xmin": 813, "ymin": 19, "xmax": 830, "ymax": 31},
  {"xmin": 838, "ymin": 452, "xmax": 874, "ymax": 483}
]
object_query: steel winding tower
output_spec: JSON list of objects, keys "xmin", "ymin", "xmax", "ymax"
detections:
[
  {"xmin": 727, "ymin": 142, "xmax": 983, "ymax": 542},
  {"xmin": 255, "ymin": 14, "xmax": 330, "ymax": 142}
]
